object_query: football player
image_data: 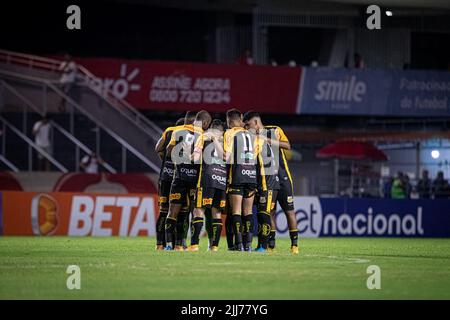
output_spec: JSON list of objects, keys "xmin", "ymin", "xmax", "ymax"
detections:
[
  {"xmin": 189, "ymin": 119, "xmax": 227, "ymax": 252},
  {"xmin": 243, "ymin": 111, "xmax": 280, "ymax": 253},
  {"xmin": 164, "ymin": 110, "xmax": 212, "ymax": 251},
  {"xmin": 154, "ymin": 117, "xmax": 185, "ymax": 250},
  {"xmin": 224, "ymin": 109, "xmax": 261, "ymax": 251}
]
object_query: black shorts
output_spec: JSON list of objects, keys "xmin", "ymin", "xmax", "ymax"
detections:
[
  {"xmin": 195, "ymin": 187, "xmax": 226, "ymax": 210},
  {"xmin": 227, "ymin": 184, "xmax": 257, "ymax": 198},
  {"xmin": 169, "ymin": 179, "xmax": 196, "ymax": 206},
  {"xmin": 158, "ymin": 180, "xmax": 172, "ymax": 211},
  {"xmin": 276, "ymin": 176, "xmax": 295, "ymax": 212},
  {"xmin": 257, "ymin": 189, "xmax": 278, "ymax": 214}
]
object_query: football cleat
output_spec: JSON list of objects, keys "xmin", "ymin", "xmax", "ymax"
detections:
[
  {"xmin": 255, "ymin": 247, "xmax": 266, "ymax": 253},
  {"xmin": 290, "ymin": 245, "xmax": 299, "ymax": 254},
  {"xmin": 211, "ymin": 246, "xmax": 219, "ymax": 252},
  {"xmin": 164, "ymin": 245, "xmax": 173, "ymax": 251},
  {"xmin": 267, "ymin": 247, "xmax": 276, "ymax": 253},
  {"xmin": 174, "ymin": 245, "xmax": 185, "ymax": 251},
  {"xmin": 155, "ymin": 245, "xmax": 164, "ymax": 251},
  {"xmin": 188, "ymin": 245, "xmax": 199, "ymax": 252}
]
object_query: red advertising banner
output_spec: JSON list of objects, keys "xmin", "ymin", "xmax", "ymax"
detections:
[
  {"xmin": 74, "ymin": 57, "xmax": 302, "ymax": 113},
  {"xmin": 1, "ymin": 192, "xmax": 158, "ymax": 236}
]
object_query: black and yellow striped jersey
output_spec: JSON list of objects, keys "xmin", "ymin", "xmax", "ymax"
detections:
[
  {"xmin": 224, "ymin": 127, "xmax": 262, "ymax": 186},
  {"xmin": 195, "ymin": 133, "xmax": 227, "ymax": 190},
  {"xmin": 256, "ymin": 131, "xmax": 280, "ymax": 192},
  {"xmin": 264, "ymin": 125, "xmax": 293, "ymax": 186},
  {"xmin": 158, "ymin": 126, "xmax": 176, "ymax": 182},
  {"xmin": 168, "ymin": 124, "xmax": 203, "ymax": 184}
]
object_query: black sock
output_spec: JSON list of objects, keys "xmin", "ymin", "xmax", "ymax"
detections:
[
  {"xmin": 231, "ymin": 214, "xmax": 242, "ymax": 249},
  {"xmin": 290, "ymin": 229, "xmax": 298, "ymax": 247},
  {"xmin": 156, "ymin": 211, "xmax": 168, "ymax": 246},
  {"xmin": 212, "ymin": 218, "xmax": 223, "ymax": 247},
  {"xmin": 225, "ymin": 214, "xmax": 234, "ymax": 249},
  {"xmin": 191, "ymin": 217, "xmax": 204, "ymax": 246},
  {"xmin": 175, "ymin": 212, "xmax": 187, "ymax": 246},
  {"xmin": 258, "ymin": 213, "xmax": 271, "ymax": 249},
  {"xmin": 268, "ymin": 229, "xmax": 276, "ymax": 249},
  {"xmin": 164, "ymin": 216, "xmax": 177, "ymax": 247},
  {"xmin": 256, "ymin": 221, "xmax": 262, "ymax": 249},
  {"xmin": 184, "ymin": 212, "xmax": 191, "ymax": 245},
  {"xmin": 242, "ymin": 214, "xmax": 253, "ymax": 250}
]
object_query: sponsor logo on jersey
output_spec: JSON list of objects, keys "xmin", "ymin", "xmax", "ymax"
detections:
[
  {"xmin": 169, "ymin": 193, "xmax": 181, "ymax": 200},
  {"xmin": 241, "ymin": 169, "xmax": 256, "ymax": 177},
  {"xmin": 158, "ymin": 196, "xmax": 167, "ymax": 203},
  {"xmin": 203, "ymin": 198, "xmax": 213, "ymax": 206},
  {"xmin": 180, "ymin": 168, "xmax": 197, "ymax": 175},
  {"xmin": 211, "ymin": 174, "xmax": 226, "ymax": 184}
]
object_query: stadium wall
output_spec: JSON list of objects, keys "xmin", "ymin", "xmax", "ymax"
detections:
[{"xmin": 2, "ymin": 192, "xmax": 449, "ymax": 238}]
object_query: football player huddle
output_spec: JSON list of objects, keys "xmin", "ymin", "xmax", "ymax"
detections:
[{"xmin": 154, "ymin": 109, "xmax": 299, "ymax": 253}]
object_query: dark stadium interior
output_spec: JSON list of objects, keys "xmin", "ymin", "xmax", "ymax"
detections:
[{"xmin": 0, "ymin": 0, "xmax": 450, "ymax": 192}]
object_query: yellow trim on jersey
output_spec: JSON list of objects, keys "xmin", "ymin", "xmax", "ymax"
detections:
[
  {"xmin": 281, "ymin": 149, "xmax": 294, "ymax": 189},
  {"xmin": 258, "ymin": 153, "xmax": 267, "ymax": 192},
  {"xmin": 168, "ymin": 124, "xmax": 201, "ymax": 146},
  {"xmin": 197, "ymin": 162, "xmax": 203, "ymax": 188},
  {"xmin": 266, "ymin": 125, "xmax": 294, "ymax": 191},
  {"xmin": 266, "ymin": 190, "xmax": 273, "ymax": 214}
]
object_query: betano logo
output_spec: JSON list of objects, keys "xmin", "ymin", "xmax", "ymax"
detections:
[
  {"xmin": 31, "ymin": 194, "xmax": 59, "ymax": 236},
  {"xmin": 68, "ymin": 196, "xmax": 155, "ymax": 236},
  {"xmin": 275, "ymin": 197, "xmax": 424, "ymax": 237}
]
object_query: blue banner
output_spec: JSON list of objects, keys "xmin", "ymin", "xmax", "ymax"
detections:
[
  {"xmin": 274, "ymin": 197, "xmax": 450, "ymax": 237},
  {"xmin": 299, "ymin": 68, "xmax": 450, "ymax": 116}
]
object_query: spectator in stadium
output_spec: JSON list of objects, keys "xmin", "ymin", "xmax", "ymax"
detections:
[
  {"xmin": 237, "ymin": 49, "xmax": 253, "ymax": 66},
  {"xmin": 32, "ymin": 116, "xmax": 51, "ymax": 171},
  {"xmin": 383, "ymin": 177, "xmax": 393, "ymax": 198},
  {"xmin": 58, "ymin": 54, "xmax": 77, "ymax": 112},
  {"xmin": 354, "ymin": 53, "xmax": 365, "ymax": 68},
  {"xmin": 270, "ymin": 59, "xmax": 278, "ymax": 66},
  {"xmin": 391, "ymin": 172, "xmax": 406, "ymax": 199},
  {"xmin": 417, "ymin": 170, "xmax": 432, "ymax": 198},
  {"xmin": 404, "ymin": 174, "xmax": 412, "ymax": 198},
  {"xmin": 432, "ymin": 171, "xmax": 450, "ymax": 199},
  {"xmin": 80, "ymin": 152, "xmax": 104, "ymax": 173},
  {"xmin": 288, "ymin": 60, "xmax": 297, "ymax": 67}
]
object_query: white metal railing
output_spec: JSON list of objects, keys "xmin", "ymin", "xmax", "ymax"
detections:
[
  {"xmin": 0, "ymin": 116, "xmax": 68, "ymax": 172},
  {"xmin": 0, "ymin": 48, "xmax": 162, "ymax": 136},
  {"xmin": 0, "ymin": 154, "xmax": 19, "ymax": 172},
  {"xmin": 0, "ymin": 79, "xmax": 117, "ymax": 173}
]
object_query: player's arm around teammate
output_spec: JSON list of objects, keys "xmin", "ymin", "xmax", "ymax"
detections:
[{"xmin": 189, "ymin": 120, "xmax": 227, "ymax": 251}]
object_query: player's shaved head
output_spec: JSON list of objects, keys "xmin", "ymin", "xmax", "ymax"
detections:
[
  {"xmin": 184, "ymin": 110, "xmax": 196, "ymax": 125},
  {"xmin": 211, "ymin": 119, "xmax": 224, "ymax": 131},
  {"xmin": 226, "ymin": 108, "xmax": 243, "ymax": 128},
  {"xmin": 195, "ymin": 110, "xmax": 212, "ymax": 130},
  {"xmin": 243, "ymin": 110, "xmax": 263, "ymax": 131},
  {"xmin": 175, "ymin": 118, "xmax": 185, "ymax": 126}
]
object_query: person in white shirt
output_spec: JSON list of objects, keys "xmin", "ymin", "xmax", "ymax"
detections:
[
  {"xmin": 58, "ymin": 54, "xmax": 77, "ymax": 112},
  {"xmin": 32, "ymin": 116, "xmax": 51, "ymax": 171},
  {"xmin": 80, "ymin": 152, "xmax": 104, "ymax": 174}
]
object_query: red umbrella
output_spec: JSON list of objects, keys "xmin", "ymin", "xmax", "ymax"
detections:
[{"xmin": 316, "ymin": 141, "xmax": 388, "ymax": 161}]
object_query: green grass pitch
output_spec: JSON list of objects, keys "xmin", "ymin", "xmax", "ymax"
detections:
[{"xmin": 1, "ymin": 237, "xmax": 450, "ymax": 299}]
